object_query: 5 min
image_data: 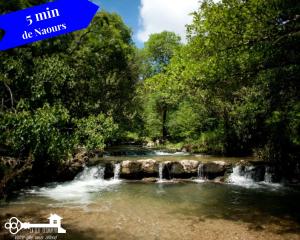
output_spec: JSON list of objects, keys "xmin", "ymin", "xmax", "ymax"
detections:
[{"xmin": 26, "ymin": 8, "xmax": 60, "ymax": 26}]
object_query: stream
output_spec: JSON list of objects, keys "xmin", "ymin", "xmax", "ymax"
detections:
[{"xmin": 1, "ymin": 148, "xmax": 300, "ymax": 240}]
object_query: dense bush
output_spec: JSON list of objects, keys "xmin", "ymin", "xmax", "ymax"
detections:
[
  {"xmin": 75, "ymin": 114, "xmax": 118, "ymax": 151},
  {"xmin": 0, "ymin": 104, "xmax": 119, "ymax": 161}
]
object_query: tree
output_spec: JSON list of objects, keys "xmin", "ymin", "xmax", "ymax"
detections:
[
  {"xmin": 0, "ymin": 3, "xmax": 139, "ymax": 178},
  {"xmin": 139, "ymin": 31, "xmax": 181, "ymax": 79},
  {"xmin": 138, "ymin": 31, "xmax": 182, "ymax": 139},
  {"xmin": 158, "ymin": 0, "xmax": 300, "ymax": 173}
]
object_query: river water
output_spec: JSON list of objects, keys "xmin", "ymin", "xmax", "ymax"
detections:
[{"xmin": 1, "ymin": 149, "xmax": 300, "ymax": 240}]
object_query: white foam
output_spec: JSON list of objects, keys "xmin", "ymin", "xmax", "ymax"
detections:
[
  {"xmin": 154, "ymin": 151, "xmax": 189, "ymax": 156},
  {"xmin": 228, "ymin": 166, "xmax": 283, "ymax": 189},
  {"xmin": 158, "ymin": 162, "xmax": 164, "ymax": 181},
  {"xmin": 113, "ymin": 163, "xmax": 121, "ymax": 180},
  {"xmin": 29, "ymin": 166, "xmax": 121, "ymax": 203}
]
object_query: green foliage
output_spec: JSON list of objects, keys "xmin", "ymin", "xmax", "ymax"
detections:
[
  {"xmin": 0, "ymin": 105, "xmax": 119, "ymax": 161},
  {"xmin": 69, "ymin": 11, "xmax": 138, "ymax": 123},
  {"xmin": 182, "ymin": 0, "xmax": 300, "ymax": 158},
  {"xmin": 138, "ymin": 31, "xmax": 181, "ymax": 81},
  {"xmin": 137, "ymin": 32, "xmax": 183, "ymax": 139},
  {"xmin": 0, "ymin": 1, "xmax": 137, "ymax": 179},
  {"xmin": 138, "ymin": 0, "xmax": 300, "ymax": 171},
  {"xmin": 167, "ymin": 101, "xmax": 200, "ymax": 139},
  {"xmin": 0, "ymin": 0, "xmax": 299, "ymax": 181},
  {"xmin": 140, "ymin": 93, "xmax": 163, "ymax": 139},
  {"xmin": 75, "ymin": 114, "xmax": 118, "ymax": 151},
  {"xmin": 0, "ymin": 104, "xmax": 73, "ymax": 162},
  {"xmin": 140, "ymin": 31, "xmax": 181, "ymax": 78}
]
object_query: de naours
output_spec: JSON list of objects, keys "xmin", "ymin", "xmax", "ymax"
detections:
[{"xmin": 22, "ymin": 24, "xmax": 67, "ymax": 40}]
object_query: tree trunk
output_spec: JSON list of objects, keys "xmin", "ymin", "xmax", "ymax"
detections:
[
  {"xmin": 3, "ymin": 82, "xmax": 14, "ymax": 109},
  {"xmin": 162, "ymin": 107, "xmax": 168, "ymax": 140}
]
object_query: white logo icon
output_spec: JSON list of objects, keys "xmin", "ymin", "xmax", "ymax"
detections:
[{"xmin": 4, "ymin": 214, "xmax": 66, "ymax": 235}]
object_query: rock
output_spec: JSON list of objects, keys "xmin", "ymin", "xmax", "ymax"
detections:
[
  {"xmin": 203, "ymin": 161, "xmax": 229, "ymax": 179},
  {"xmin": 104, "ymin": 162, "xmax": 115, "ymax": 179},
  {"xmin": 169, "ymin": 162, "xmax": 185, "ymax": 177},
  {"xmin": 138, "ymin": 159, "xmax": 158, "ymax": 176},
  {"xmin": 162, "ymin": 160, "xmax": 201, "ymax": 179},
  {"xmin": 167, "ymin": 161, "xmax": 199, "ymax": 179},
  {"xmin": 179, "ymin": 160, "xmax": 199, "ymax": 174},
  {"xmin": 57, "ymin": 149, "xmax": 94, "ymax": 181},
  {"xmin": 214, "ymin": 176, "xmax": 226, "ymax": 183},
  {"xmin": 145, "ymin": 141, "xmax": 155, "ymax": 148},
  {"xmin": 181, "ymin": 147, "xmax": 188, "ymax": 153},
  {"xmin": 142, "ymin": 177, "xmax": 157, "ymax": 183},
  {"xmin": 120, "ymin": 159, "xmax": 159, "ymax": 179},
  {"xmin": 120, "ymin": 160, "xmax": 142, "ymax": 179},
  {"xmin": 239, "ymin": 164, "xmax": 265, "ymax": 182},
  {"xmin": 71, "ymin": 150, "xmax": 91, "ymax": 167}
]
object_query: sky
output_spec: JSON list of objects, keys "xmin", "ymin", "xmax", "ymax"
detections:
[{"xmin": 92, "ymin": 0, "xmax": 199, "ymax": 48}]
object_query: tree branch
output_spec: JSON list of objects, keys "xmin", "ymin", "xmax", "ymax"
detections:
[{"xmin": 3, "ymin": 82, "xmax": 14, "ymax": 110}]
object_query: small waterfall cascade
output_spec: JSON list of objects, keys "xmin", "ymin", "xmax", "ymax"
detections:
[
  {"xmin": 264, "ymin": 166, "xmax": 272, "ymax": 183},
  {"xmin": 197, "ymin": 163, "xmax": 205, "ymax": 180},
  {"xmin": 114, "ymin": 163, "xmax": 121, "ymax": 180},
  {"xmin": 158, "ymin": 163, "xmax": 164, "ymax": 181},
  {"xmin": 228, "ymin": 165, "xmax": 256, "ymax": 187},
  {"xmin": 32, "ymin": 165, "xmax": 124, "ymax": 202},
  {"xmin": 75, "ymin": 165, "xmax": 105, "ymax": 181}
]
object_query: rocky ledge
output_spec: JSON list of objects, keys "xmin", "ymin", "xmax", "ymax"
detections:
[{"xmin": 103, "ymin": 159, "xmax": 232, "ymax": 180}]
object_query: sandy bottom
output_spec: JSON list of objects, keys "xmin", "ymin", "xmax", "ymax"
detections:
[{"xmin": 1, "ymin": 202, "xmax": 299, "ymax": 240}]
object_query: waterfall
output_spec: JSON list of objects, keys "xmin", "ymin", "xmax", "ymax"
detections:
[
  {"xmin": 228, "ymin": 165, "xmax": 256, "ymax": 187},
  {"xmin": 75, "ymin": 165, "xmax": 105, "ymax": 181},
  {"xmin": 31, "ymin": 165, "xmax": 121, "ymax": 202},
  {"xmin": 158, "ymin": 163, "xmax": 164, "ymax": 181},
  {"xmin": 197, "ymin": 163, "xmax": 205, "ymax": 180},
  {"xmin": 264, "ymin": 166, "xmax": 272, "ymax": 183},
  {"xmin": 114, "ymin": 163, "xmax": 121, "ymax": 180}
]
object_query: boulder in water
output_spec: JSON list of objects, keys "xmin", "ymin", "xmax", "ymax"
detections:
[
  {"xmin": 179, "ymin": 160, "xmax": 199, "ymax": 174},
  {"xmin": 61, "ymin": 149, "xmax": 96, "ymax": 180},
  {"xmin": 169, "ymin": 162, "xmax": 185, "ymax": 178},
  {"xmin": 167, "ymin": 161, "xmax": 199, "ymax": 178},
  {"xmin": 203, "ymin": 161, "xmax": 229, "ymax": 179},
  {"xmin": 120, "ymin": 159, "xmax": 159, "ymax": 179},
  {"xmin": 235, "ymin": 160, "xmax": 267, "ymax": 182},
  {"xmin": 120, "ymin": 160, "xmax": 143, "ymax": 179},
  {"xmin": 138, "ymin": 159, "xmax": 158, "ymax": 176}
]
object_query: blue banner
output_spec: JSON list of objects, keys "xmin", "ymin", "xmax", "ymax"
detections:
[{"xmin": 0, "ymin": 0, "xmax": 99, "ymax": 50}]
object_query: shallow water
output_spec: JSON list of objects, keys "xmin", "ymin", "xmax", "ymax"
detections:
[
  {"xmin": 1, "ymin": 182, "xmax": 300, "ymax": 240},
  {"xmin": 101, "ymin": 145, "xmax": 255, "ymax": 164},
  {"xmin": 1, "ymin": 151, "xmax": 300, "ymax": 240}
]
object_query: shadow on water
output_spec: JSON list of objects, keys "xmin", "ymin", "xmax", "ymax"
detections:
[{"xmin": 155, "ymin": 182, "xmax": 300, "ymax": 233}]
